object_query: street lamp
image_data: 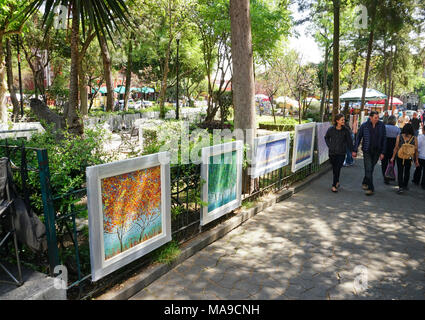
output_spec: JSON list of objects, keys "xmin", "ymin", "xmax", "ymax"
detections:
[{"xmin": 176, "ymin": 32, "xmax": 181, "ymax": 120}]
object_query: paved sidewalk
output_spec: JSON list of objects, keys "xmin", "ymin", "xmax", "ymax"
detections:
[{"xmin": 131, "ymin": 160, "xmax": 425, "ymax": 300}]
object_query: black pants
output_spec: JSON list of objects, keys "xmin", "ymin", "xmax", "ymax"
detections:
[
  {"xmin": 413, "ymin": 158, "xmax": 425, "ymax": 187},
  {"xmin": 363, "ymin": 151, "xmax": 380, "ymax": 192},
  {"xmin": 329, "ymin": 154, "xmax": 345, "ymax": 187},
  {"xmin": 396, "ymin": 157, "xmax": 412, "ymax": 188},
  {"xmin": 381, "ymin": 155, "xmax": 391, "ymax": 181}
]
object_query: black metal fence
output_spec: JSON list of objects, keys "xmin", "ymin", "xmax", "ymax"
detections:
[{"xmin": 0, "ymin": 138, "xmax": 328, "ymax": 300}]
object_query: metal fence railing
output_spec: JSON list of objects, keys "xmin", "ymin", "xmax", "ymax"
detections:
[{"xmin": 0, "ymin": 138, "xmax": 329, "ymax": 300}]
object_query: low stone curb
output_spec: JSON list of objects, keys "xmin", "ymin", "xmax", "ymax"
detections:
[{"xmin": 95, "ymin": 164, "xmax": 331, "ymax": 300}]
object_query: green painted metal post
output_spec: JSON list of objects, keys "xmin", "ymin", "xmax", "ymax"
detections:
[{"xmin": 37, "ymin": 149, "xmax": 60, "ymax": 275}]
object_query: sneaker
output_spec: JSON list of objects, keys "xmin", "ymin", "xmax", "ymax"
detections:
[
  {"xmin": 365, "ymin": 189, "xmax": 374, "ymax": 196},
  {"xmin": 397, "ymin": 188, "xmax": 403, "ymax": 194},
  {"xmin": 362, "ymin": 184, "xmax": 369, "ymax": 190}
]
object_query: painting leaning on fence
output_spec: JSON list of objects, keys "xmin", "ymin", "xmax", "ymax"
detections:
[
  {"xmin": 292, "ymin": 122, "xmax": 316, "ymax": 172},
  {"xmin": 316, "ymin": 122, "xmax": 331, "ymax": 165},
  {"xmin": 87, "ymin": 152, "xmax": 171, "ymax": 281},
  {"xmin": 250, "ymin": 132, "xmax": 290, "ymax": 178},
  {"xmin": 201, "ymin": 141, "xmax": 243, "ymax": 226}
]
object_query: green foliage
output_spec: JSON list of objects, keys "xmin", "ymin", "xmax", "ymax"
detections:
[
  {"xmin": 3, "ymin": 125, "xmax": 115, "ymax": 215},
  {"xmin": 153, "ymin": 240, "xmax": 181, "ymax": 265}
]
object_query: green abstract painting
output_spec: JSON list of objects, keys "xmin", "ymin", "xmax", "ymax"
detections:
[{"xmin": 208, "ymin": 151, "xmax": 238, "ymax": 213}]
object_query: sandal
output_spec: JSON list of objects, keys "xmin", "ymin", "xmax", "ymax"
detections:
[{"xmin": 331, "ymin": 187, "xmax": 338, "ymax": 193}]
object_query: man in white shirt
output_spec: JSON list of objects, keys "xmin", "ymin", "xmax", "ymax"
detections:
[
  {"xmin": 398, "ymin": 111, "xmax": 410, "ymax": 129},
  {"xmin": 413, "ymin": 126, "xmax": 425, "ymax": 189}
]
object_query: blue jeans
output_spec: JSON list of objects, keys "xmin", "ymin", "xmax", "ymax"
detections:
[
  {"xmin": 363, "ymin": 151, "xmax": 380, "ymax": 192},
  {"xmin": 344, "ymin": 147, "xmax": 354, "ymax": 165},
  {"xmin": 344, "ymin": 133, "xmax": 355, "ymax": 165}
]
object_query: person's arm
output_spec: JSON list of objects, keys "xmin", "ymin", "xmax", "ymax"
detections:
[
  {"xmin": 391, "ymin": 135, "xmax": 400, "ymax": 162},
  {"xmin": 415, "ymin": 137, "xmax": 420, "ymax": 167},
  {"xmin": 353, "ymin": 124, "xmax": 363, "ymax": 156},
  {"xmin": 324, "ymin": 127, "xmax": 332, "ymax": 148},
  {"xmin": 347, "ymin": 129, "xmax": 354, "ymax": 152},
  {"xmin": 380, "ymin": 124, "xmax": 387, "ymax": 159}
]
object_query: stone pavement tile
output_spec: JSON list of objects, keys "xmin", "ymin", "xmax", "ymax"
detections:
[
  {"xmin": 250, "ymin": 286, "xmax": 283, "ymax": 300},
  {"xmin": 231, "ymin": 276, "xmax": 263, "ymax": 297},
  {"xmin": 204, "ymin": 281, "xmax": 233, "ymax": 300},
  {"xmin": 260, "ymin": 277, "xmax": 288, "ymax": 296},
  {"xmin": 130, "ymin": 288, "xmax": 153, "ymax": 300},
  {"xmin": 281, "ymin": 283, "xmax": 311, "ymax": 300}
]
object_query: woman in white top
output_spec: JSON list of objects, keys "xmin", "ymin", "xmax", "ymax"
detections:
[{"xmin": 413, "ymin": 126, "xmax": 425, "ymax": 189}]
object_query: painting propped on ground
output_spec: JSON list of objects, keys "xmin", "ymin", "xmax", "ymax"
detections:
[{"xmin": 102, "ymin": 166, "xmax": 162, "ymax": 260}]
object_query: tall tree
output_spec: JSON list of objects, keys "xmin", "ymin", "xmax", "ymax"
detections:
[
  {"xmin": 0, "ymin": 0, "xmax": 29, "ymax": 123},
  {"xmin": 332, "ymin": 0, "xmax": 340, "ymax": 120},
  {"xmin": 27, "ymin": 0, "xmax": 131, "ymax": 134},
  {"xmin": 230, "ymin": 0, "xmax": 256, "ymax": 192},
  {"xmin": 98, "ymin": 34, "xmax": 114, "ymax": 112},
  {"xmin": 360, "ymin": 0, "xmax": 378, "ymax": 112},
  {"xmin": 5, "ymin": 38, "xmax": 20, "ymax": 120}
]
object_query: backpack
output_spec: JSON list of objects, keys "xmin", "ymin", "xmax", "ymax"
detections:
[{"xmin": 397, "ymin": 135, "xmax": 415, "ymax": 163}]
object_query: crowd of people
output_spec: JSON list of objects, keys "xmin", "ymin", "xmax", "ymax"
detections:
[{"xmin": 325, "ymin": 109, "xmax": 425, "ymax": 195}]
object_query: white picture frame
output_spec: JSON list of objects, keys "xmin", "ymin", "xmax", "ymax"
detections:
[
  {"xmin": 250, "ymin": 132, "xmax": 290, "ymax": 178},
  {"xmin": 86, "ymin": 152, "xmax": 171, "ymax": 282},
  {"xmin": 292, "ymin": 122, "xmax": 316, "ymax": 172},
  {"xmin": 200, "ymin": 141, "xmax": 243, "ymax": 226},
  {"xmin": 316, "ymin": 122, "xmax": 331, "ymax": 165}
]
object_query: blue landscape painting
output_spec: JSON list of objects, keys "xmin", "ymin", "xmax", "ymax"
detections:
[
  {"xmin": 296, "ymin": 127, "xmax": 314, "ymax": 165},
  {"xmin": 256, "ymin": 138, "xmax": 288, "ymax": 171}
]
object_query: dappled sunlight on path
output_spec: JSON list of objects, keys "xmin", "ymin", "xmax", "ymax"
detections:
[{"xmin": 131, "ymin": 160, "xmax": 425, "ymax": 300}]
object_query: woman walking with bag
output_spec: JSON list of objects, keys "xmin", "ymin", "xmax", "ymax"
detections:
[
  {"xmin": 382, "ymin": 116, "xmax": 400, "ymax": 184},
  {"xmin": 325, "ymin": 114, "xmax": 354, "ymax": 193},
  {"xmin": 390, "ymin": 123, "xmax": 419, "ymax": 194},
  {"xmin": 413, "ymin": 126, "xmax": 425, "ymax": 189}
]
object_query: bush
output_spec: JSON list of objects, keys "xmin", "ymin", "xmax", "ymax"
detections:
[
  {"xmin": 303, "ymin": 111, "xmax": 322, "ymax": 122},
  {"xmin": 2, "ymin": 125, "xmax": 115, "ymax": 216}
]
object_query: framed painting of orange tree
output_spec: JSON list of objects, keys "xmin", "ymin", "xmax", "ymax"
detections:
[{"xmin": 86, "ymin": 152, "xmax": 171, "ymax": 281}]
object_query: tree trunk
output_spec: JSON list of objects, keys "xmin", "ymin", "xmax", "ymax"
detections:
[
  {"xmin": 383, "ymin": 37, "xmax": 389, "ymax": 110},
  {"xmin": 390, "ymin": 80, "xmax": 395, "ymax": 111},
  {"xmin": 159, "ymin": 1, "xmax": 173, "ymax": 119},
  {"xmin": 5, "ymin": 39, "xmax": 20, "ymax": 121},
  {"xmin": 360, "ymin": 29, "xmax": 374, "ymax": 112},
  {"xmin": 332, "ymin": 0, "xmax": 340, "ymax": 121},
  {"xmin": 79, "ymin": 59, "xmax": 88, "ymax": 116},
  {"xmin": 68, "ymin": 2, "xmax": 83, "ymax": 134},
  {"xmin": 0, "ymin": 38, "xmax": 8, "ymax": 123},
  {"xmin": 159, "ymin": 38, "xmax": 172, "ymax": 119},
  {"xmin": 360, "ymin": 0, "xmax": 377, "ymax": 112},
  {"xmin": 124, "ymin": 35, "xmax": 133, "ymax": 112},
  {"xmin": 99, "ymin": 35, "xmax": 114, "ymax": 112},
  {"xmin": 320, "ymin": 44, "xmax": 329, "ymax": 122},
  {"xmin": 230, "ymin": 0, "xmax": 256, "ymax": 194},
  {"xmin": 387, "ymin": 45, "xmax": 394, "ymax": 112}
]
